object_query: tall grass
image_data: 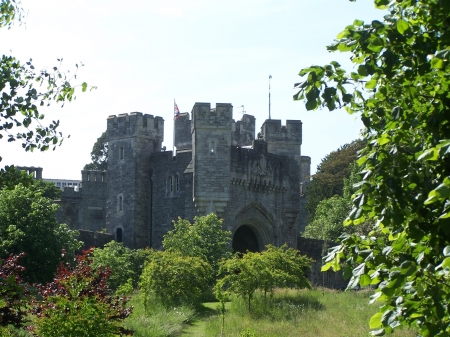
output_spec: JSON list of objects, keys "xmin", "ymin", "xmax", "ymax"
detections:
[
  {"xmin": 124, "ymin": 292, "xmax": 195, "ymax": 337},
  {"xmin": 201, "ymin": 288, "xmax": 416, "ymax": 337}
]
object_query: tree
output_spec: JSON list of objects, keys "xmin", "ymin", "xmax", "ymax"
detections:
[
  {"xmin": 139, "ymin": 251, "xmax": 212, "ymax": 308},
  {"xmin": 306, "ymin": 140, "xmax": 364, "ymax": 220},
  {"xmin": 295, "ymin": 0, "xmax": 450, "ymax": 335},
  {"xmin": 92, "ymin": 241, "xmax": 153, "ymax": 291},
  {"xmin": 304, "ymin": 163, "xmax": 371, "ymax": 241},
  {"xmin": 216, "ymin": 245, "xmax": 312, "ymax": 311},
  {"xmin": 163, "ymin": 213, "xmax": 232, "ymax": 276},
  {"xmin": 1, "ymin": 0, "xmax": 92, "ymax": 162},
  {"xmin": 303, "ymin": 195, "xmax": 351, "ymax": 241},
  {"xmin": 0, "ymin": 184, "xmax": 82, "ymax": 283},
  {"xmin": 84, "ymin": 131, "xmax": 108, "ymax": 171}
]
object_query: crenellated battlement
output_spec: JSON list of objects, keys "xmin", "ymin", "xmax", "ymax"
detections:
[
  {"xmin": 107, "ymin": 112, "xmax": 164, "ymax": 141},
  {"xmin": 259, "ymin": 120, "xmax": 302, "ymax": 157},
  {"xmin": 191, "ymin": 103, "xmax": 233, "ymax": 131},
  {"xmin": 261, "ymin": 119, "xmax": 302, "ymax": 144},
  {"xmin": 81, "ymin": 170, "xmax": 107, "ymax": 184}
]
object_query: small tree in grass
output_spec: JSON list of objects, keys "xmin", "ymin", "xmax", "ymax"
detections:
[
  {"xmin": 139, "ymin": 251, "xmax": 212, "ymax": 309},
  {"xmin": 216, "ymin": 245, "xmax": 312, "ymax": 310}
]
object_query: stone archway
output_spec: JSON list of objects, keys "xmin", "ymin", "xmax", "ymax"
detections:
[
  {"xmin": 232, "ymin": 203, "xmax": 276, "ymax": 252},
  {"xmin": 232, "ymin": 225, "xmax": 259, "ymax": 253}
]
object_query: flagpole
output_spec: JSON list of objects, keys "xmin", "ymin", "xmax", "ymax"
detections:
[
  {"xmin": 269, "ymin": 75, "xmax": 272, "ymax": 120},
  {"xmin": 173, "ymin": 99, "xmax": 175, "ymax": 154}
]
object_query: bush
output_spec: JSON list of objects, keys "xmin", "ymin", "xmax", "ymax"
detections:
[
  {"xmin": 217, "ymin": 245, "xmax": 312, "ymax": 310},
  {"xmin": 31, "ymin": 249, "xmax": 133, "ymax": 337},
  {"xmin": 163, "ymin": 213, "xmax": 232, "ymax": 277},
  {"xmin": 139, "ymin": 251, "xmax": 212, "ymax": 308},
  {"xmin": 0, "ymin": 253, "xmax": 30, "ymax": 331},
  {"xmin": 92, "ymin": 241, "xmax": 153, "ymax": 291}
]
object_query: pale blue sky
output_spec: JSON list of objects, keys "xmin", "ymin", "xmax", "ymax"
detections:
[{"xmin": 1, "ymin": 0, "xmax": 384, "ymax": 179}]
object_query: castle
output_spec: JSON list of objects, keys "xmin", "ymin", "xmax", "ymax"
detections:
[{"xmin": 56, "ymin": 102, "xmax": 311, "ymax": 252}]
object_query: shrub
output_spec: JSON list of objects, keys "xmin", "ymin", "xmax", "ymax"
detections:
[
  {"xmin": 217, "ymin": 245, "xmax": 312, "ymax": 310},
  {"xmin": 31, "ymin": 249, "xmax": 133, "ymax": 337},
  {"xmin": 163, "ymin": 213, "xmax": 232, "ymax": 277},
  {"xmin": 140, "ymin": 251, "xmax": 212, "ymax": 308},
  {"xmin": 92, "ymin": 241, "xmax": 153, "ymax": 291},
  {"xmin": 0, "ymin": 253, "xmax": 30, "ymax": 330}
]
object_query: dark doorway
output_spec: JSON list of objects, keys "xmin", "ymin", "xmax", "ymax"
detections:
[
  {"xmin": 232, "ymin": 225, "xmax": 259, "ymax": 253},
  {"xmin": 116, "ymin": 228, "xmax": 123, "ymax": 243}
]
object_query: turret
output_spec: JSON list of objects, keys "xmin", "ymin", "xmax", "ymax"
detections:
[
  {"xmin": 106, "ymin": 112, "xmax": 164, "ymax": 248},
  {"xmin": 191, "ymin": 103, "xmax": 233, "ymax": 215}
]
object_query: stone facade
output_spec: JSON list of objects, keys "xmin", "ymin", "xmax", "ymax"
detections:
[{"xmin": 58, "ymin": 102, "xmax": 314, "ymax": 253}]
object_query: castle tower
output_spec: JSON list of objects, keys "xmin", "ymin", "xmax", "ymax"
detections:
[
  {"xmin": 191, "ymin": 103, "xmax": 233, "ymax": 216},
  {"xmin": 174, "ymin": 112, "xmax": 192, "ymax": 151},
  {"xmin": 106, "ymin": 112, "xmax": 164, "ymax": 248}
]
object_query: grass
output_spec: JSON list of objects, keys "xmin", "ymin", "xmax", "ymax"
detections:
[
  {"xmin": 123, "ymin": 288, "xmax": 417, "ymax": 337},
  {"xmin": 123, "ymin": 292, "xmax": 196, "ymax": 337},
  {"xmin": 198, "ymin": 288, "xmax": 417, "ymax": 337}
]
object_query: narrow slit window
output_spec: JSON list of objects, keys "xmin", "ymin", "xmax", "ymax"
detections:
[
  {"xmin": 169, "ymin": 176, "xmax": 173, "ymax": 193},
  {"xmin": 119, "ymin": 147, "xmax": 124, "ymax": 160},
  {"xmin": 210, "ymin": 141, "xmax": 215, "ymax": 154},
  {"xmin": 175, "ymin": 175, "xmax": 179, "ymax": 192},
  {"xmin": 118, "ymin": 195, "xmax": 123, "ymax": 212}
]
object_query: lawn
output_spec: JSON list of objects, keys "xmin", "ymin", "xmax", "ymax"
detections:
[{"xmin": 124, "ymin": 288, "xmax": 416, "ymax": 337}]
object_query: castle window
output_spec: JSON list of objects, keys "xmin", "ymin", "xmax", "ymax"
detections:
[
  {"xmin": 175, "ymin": 175, "xmax": 179, "ymax": 192},
  {"xmin": 210, "ymin": 141, "xmax": 215, "ymax": 154},
  {"xmin": 169, "ymin": 176, "xmax": 173, "ymax": 193},
  {"xmin": 118, "ymin": 194, "xmax": 123, "ymax": 212},
  {"xmin": 116, "ymin": 228, "xmax": 123, "ymax": 243},
  {"xmin": 119, "ymin": 147, "xmax": 124, "ymax": 160}
]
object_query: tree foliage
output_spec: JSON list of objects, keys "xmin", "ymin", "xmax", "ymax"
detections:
[
  {"xmin": 31, "ymin": 248, "xmax": 133, "ymax": 337},
  {"xmin": 216, "ymin": 245, "xmax": 312, "ymax": 311},
  {"xmin": 1, "ymin": 0, "xmax": 93, "ymax": 162},
  {"xmin": 163, "ymin": 213, "xmax": 232, "ymax": 276},
  {"xmin": 295, "ymin": 0, "xmax": 450, "ymax": 335},
  {"xmin": 92, "ymin": 241, "xmax": 153, "ymax": 291},
  {"xmin": 83, "ymin": 131, "xmax": 108, "ymax": 171},
  {"xmin": 304, "ymin": 163, "xmax": 371, "ymax": 241},
  {"xmin": 139, "ymin": 251, "xmax": 212, "ymax": 308},
  {"xmin": 0, "ymin": 184, "xmax": 82, "ymax": 283},
  {"xmin": 306, "ymin": 140, "xmax": 364, "ymax": 220}
]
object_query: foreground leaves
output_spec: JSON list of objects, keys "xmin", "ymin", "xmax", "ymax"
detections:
[{"xmin": 295, "ymin": 0, "xmax": 450, "ymax": 335}]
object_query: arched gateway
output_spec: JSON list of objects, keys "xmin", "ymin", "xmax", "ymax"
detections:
[
  {"xmin": 232, "ymin": 225, "xmax": 259, "ymax": 253},
  {"xmin": 232, "ymin": 203, "xmax": 275, "ymax": 253}
]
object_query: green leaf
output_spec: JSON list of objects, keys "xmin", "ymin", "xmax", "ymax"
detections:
[
  {"xmin": 431, "ymin": 58, "xmax": 443, "ymax": 69},
  {"xmin": 358, "ymin": 65, "xmax": 369, "ymax": 77},
  {"xmin": 396, "ymin": 19, "xmax": 409, "ymax": 34},
  {"xmin": 353, "ymin": 19, "xmax": 364, "ymax": 26},
  {"xmin": 305, "ymin": 99, "xmax": 318, "ymax": 111},
  {"xmin": 366, "ymin": 78, "xmax": 377, "ymax": 89},
  {"xmin": 417, "ymin": 148, "xmax": 439, "ymax": 161},
  {"xmin": 360, "ymin": 274, "xmax": 371, "ymax": 287},
  {"xmin": 82, "ymin": 82, "xmax": 88, "ymax": 92},
  {"xmin": 370, "ymin": 312, "xmax": 383, "ymax": 329},
  {"xmin": 377, "ymin": 133, "xmax": 390, "ymax": 145}
]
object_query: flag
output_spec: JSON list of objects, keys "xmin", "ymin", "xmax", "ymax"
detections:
[{"xmin": 174, "ymin": 100, "xmax": 180, "ymax": 119}]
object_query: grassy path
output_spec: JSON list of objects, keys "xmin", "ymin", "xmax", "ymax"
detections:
[{"xmin": 182, "ymin": 302, "xmax": 229, "ymax": 336}]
